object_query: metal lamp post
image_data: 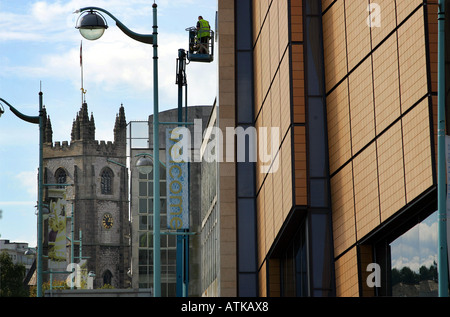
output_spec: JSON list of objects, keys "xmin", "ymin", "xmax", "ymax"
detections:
[
  {"xmin": 0, "ymin": 92, "xmax": 45, "ymax": 297},
  {"xmin": 74, "ymin": 3, "xmax": 161, "ymax": 297},
  {"xmin": 437, "ymin": 0, "xmax": 449, "ymax": 297}
]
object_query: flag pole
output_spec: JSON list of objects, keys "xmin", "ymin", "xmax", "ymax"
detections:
[{"xmin": 80, "ymin": 41, "xmax": 86, "ymax": 103}]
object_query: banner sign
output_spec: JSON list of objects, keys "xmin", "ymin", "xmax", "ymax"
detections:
[
  {"xmin": 166, "ymin": 128, "xmax": 189, "ymax": 230},
  {"xmin": 445, "ymin": 136, "xmax": 450, "ymax": 274},
  {"xmin": 47, "ymin": 189, "xmax": 68, "ymax": 262}
]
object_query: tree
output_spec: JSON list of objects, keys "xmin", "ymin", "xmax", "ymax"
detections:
[{"xmin": 0, "ymin": 250, "xmax": 28, "ymax": 297}]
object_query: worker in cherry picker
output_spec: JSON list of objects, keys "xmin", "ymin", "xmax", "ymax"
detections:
[{"xmin": 196, "ymin": 16, "xmax": 211, "ymax": 54}]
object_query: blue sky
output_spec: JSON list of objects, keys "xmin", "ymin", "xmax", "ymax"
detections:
[{"xmin": 0, "ymin": 0, "xmax": 217, "ymax": 247}]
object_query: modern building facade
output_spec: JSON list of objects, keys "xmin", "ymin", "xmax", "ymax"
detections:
[
  {"xmin": 210, "ymin": 0, "xmax": 449, "ymax": 297},
  {"xmin": 128, "ymin": 106, "xmax": 212, "ymax": 296},
  {"xmin": 322, "ymin": 0, "xmax": 443, "ymax": 297}
]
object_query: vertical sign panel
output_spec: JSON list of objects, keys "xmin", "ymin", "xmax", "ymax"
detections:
[
  {"xmin": 166, "ymin": 128, "xmax": 189, "ymax": 230},
  {"xmin": 445, "ymin": 135, "xmax": 450, "ymax": 276}
]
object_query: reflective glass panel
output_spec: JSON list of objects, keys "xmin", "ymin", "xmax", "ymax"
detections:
[{"xmin": 390, "ymin": 211, "xmax": 438, "ymax": 297}]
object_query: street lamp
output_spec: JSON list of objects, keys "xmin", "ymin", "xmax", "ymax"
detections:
[
  {"xmin": 74, "ymin": 3, "xmax": 161, "ymax": 297},
  {"xmin": 74, "ymin": 7, "xmax": 154, "ymax": 45},
  {"xmin": 136, "ymin": 155, "xmax": 154, "ymax": 175},
  {"xmin": 75, "ymin": 10, "xmax": 108, "ymax": 41},
  {"xmin": 0, "ymin": 92, "xmax": 45, "ymax": 297}
]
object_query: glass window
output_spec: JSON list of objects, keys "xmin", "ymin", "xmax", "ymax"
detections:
[
  {"xmin": 139, "ymin": 182, "xmax": 147, "ymax": 196},
  {"xmin": 235, "ymin": 0, "xmax": 252, "ymax": 50},
  {"xmin": 310, "ymin": 212, "xmax": 333, "ymax": 293},
  {"xmin": 236, "ymin": 52, "xmax": 254, "ymax": 124},
  {"xmin": 237, "ymin": 198, "xmax": 257, "ymax": 272},
  {"xmin": 139, "ymin": 198, "xmax": 147, "ymax": 214},
  {"xmin": 280, "ymin": 218, "xmax": 309, "ymax": 296},
  {"xmin": 390, "ymin": 211, "xmax": 439, "ymax": 297},
  {"xmin": 136, "ymin": 159, "xmax": 175, "ymax": 295},
  {"xmin": 55, "ymin": 168, "xmax": 67, "ymax": 188},
  {"xmin": 101, "ymin": 168, "xmax": 113, "ymax": 195},
  {"xmin": 305, "ymin": 16, "xmax": 325, "ymax": 96}
]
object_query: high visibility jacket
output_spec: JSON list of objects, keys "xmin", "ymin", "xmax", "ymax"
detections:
[{"xmin": 198, "ymin": 19, "xmax": 210, "ymax": 38}]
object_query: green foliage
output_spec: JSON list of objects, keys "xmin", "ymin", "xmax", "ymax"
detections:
[
  {"xmin": 391, "ymin": 263, "xmax": 438, "ymax": 285},
  {"xmin": 29, "ymin": 280, "xmax": 70, "ymax": 297},
  {"xmin": 0, "ymin": 251, "xmax": 29, "ymax": 297},
  {"xmin": 99, "ymin": 283, "xmax": 114, "ymax": 289}
]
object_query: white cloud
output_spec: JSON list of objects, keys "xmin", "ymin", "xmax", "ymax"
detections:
[
  {"xmin": 390, "ymin": 218, "xmax": 439, "ymax": 272},
  {"xmin": 0, "ymin": 201, "xmax": 36, "ymax": 206},
  {"xmin": 4, "ymin": 30, "xmax": 216, "ymax": 107},
  {"xmin": 15, "ymin": 171, "xmax": 38, "ymax": 199}
]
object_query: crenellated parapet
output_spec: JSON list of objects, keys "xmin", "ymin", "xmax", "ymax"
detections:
[{"xmin": 43, "ymin": 102, "xmax": 127, "ymax": 159}]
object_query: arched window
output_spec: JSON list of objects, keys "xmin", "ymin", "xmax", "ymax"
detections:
[
  {"xmin": 55, "ymin": 168, "xmax": 67, "ymax": 189},
  {"xmin": 103, "ymin": 270, "xmax": 113, "ymax": 286},
  {"xmin": 101, "ymin": 168, "xmax": 113, "ymax": 195}
]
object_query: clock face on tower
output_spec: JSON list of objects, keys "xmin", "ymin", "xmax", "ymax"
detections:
[{"xmin": 102, "ymin": 213, "xmax": 114, "ymax": 229}]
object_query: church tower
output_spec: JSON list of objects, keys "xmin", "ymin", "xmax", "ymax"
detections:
[{"xmin": 42, "ymin": 102, "xmax": 130, "ymax": 289}]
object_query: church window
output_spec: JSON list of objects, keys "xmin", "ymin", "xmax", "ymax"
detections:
[
  {"xmin": 101, "ymin": 168, "xmax": 113, "ymax": 195},
  {"xmin": 103, "ymin": 270, "xmax": 113, "ymax": 286},
  {"xmin": 55, "ymin": 168, "xmax": 67, "ymax": 189}
]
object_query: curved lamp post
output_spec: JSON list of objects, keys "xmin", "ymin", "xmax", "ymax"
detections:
[
  {"xmin": 74, "ymin": 3, "xmax": 161, "ymax": 297},
  {"xmin": 0, "ymin": 92, "xmax": 45, "ymax": 297},
  {"xmin": 437, "ymin": 0, "xmax": 449, "ymax": 297}
]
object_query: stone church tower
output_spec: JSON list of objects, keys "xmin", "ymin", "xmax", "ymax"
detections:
[{"xmin": 42, "ymin": 102, "xmax": 130, "ymax": 289}]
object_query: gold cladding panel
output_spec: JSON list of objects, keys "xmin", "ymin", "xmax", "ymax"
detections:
[
  {"xmin": 261, "ymin": 21, "xmax": 271, "ymax": 102},
  {"xmin": 335, "ymin": 247, "xmax": 359, "ymax": 297},
  {"xmin": 282, "ymin": 130, "xmax": 293, "ymax": 220},
  {"xmin": 369, "ymin": 0, "xmax": 396, "ymax": 48},
  {"xmin": 265, "ymin": 172, "xmax": 274, "ymax": 252},
  {"xmin": 252, "ymin": 0, "xmax": 261, "ymax": 45},
  {"xmin": 349, "ymin": 58, "xmax": 375, "ymax": 155},
  {"xmin": 322, "ymin": 0, "xmax": 347, "ymax": 92},
  {"xmin": 280, "ymin": 54, "xmax": 291, "ymax": 136},
  {"xmin": 427, "ymin": 7, "xmax": 438, "ymax": 93},
  {"xmin": 273, "ymin": 142, "xmax": 284, "ymax": 236},
  {"xmin": 322, "ymin": 0, "xmax": 334, "ymax": 12},
  {"xmin": 278, "ymin": 0, "xmax": 289, "ymax": 58},
  {"xmin": 331, "ymin": 163, "xmax": 356, "ymax": 256},
  {"xmin": 345, "ymin": 0, "xmax": 371, "ymax": 71},
  {"xmin": 270, "ymin": 3, "xmax": 280, "ymax": 78},
  {"xmin": 271, "ymin": 70, "xmax": 281, "ymax": 131},
  {"xmin": 373, "ymin": 33, "xmax": 401, "ymax": 134},
  {"xmin": 260, "ymin": 0, "xmax": 269, "ymax": 20},
  {"xmin": 327, "ymin": 79, "xmax": 351, "ymax": 174},
  {"xmin": 259, "ymin": 262, "xmax": 267, "ymax": 297},
  {"xmin": 403, "ymin": 100, "xmax": 433, "ymax": 203},
  {"xmin": 396, "ymin": 0, "xmax": 424, "ymax": 25},
  {"xmin": 377, "ymin": 122, "xmax": 406, "ymax": 222},
  {"xmin": 292, "ymin": 45, "xmax": 305, "ymax": 124},
  {"xmin": 354, "ymin": 143, "xmax": 380, "ymax": 240},
  {"xmin": 294, "ymin": 126, "xmax": 308, "ymax": 206},
  {"xmin": 257, "ymin": 129, "xmax": 294, "ymax": 266},
  {"xmin": 290, "ymin": 0, "xmax": 303, "ymax": 42},
  {"xmin": 257, "ymin": 178, "xmax": 265, "ymax": 267},
  {"xmin": 254, "ymin": 38, "xmax": 262, "ymax": 117},
  {"xmin": 398, "ymin": 9, "xmax": 427, "ymax": 114}
]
